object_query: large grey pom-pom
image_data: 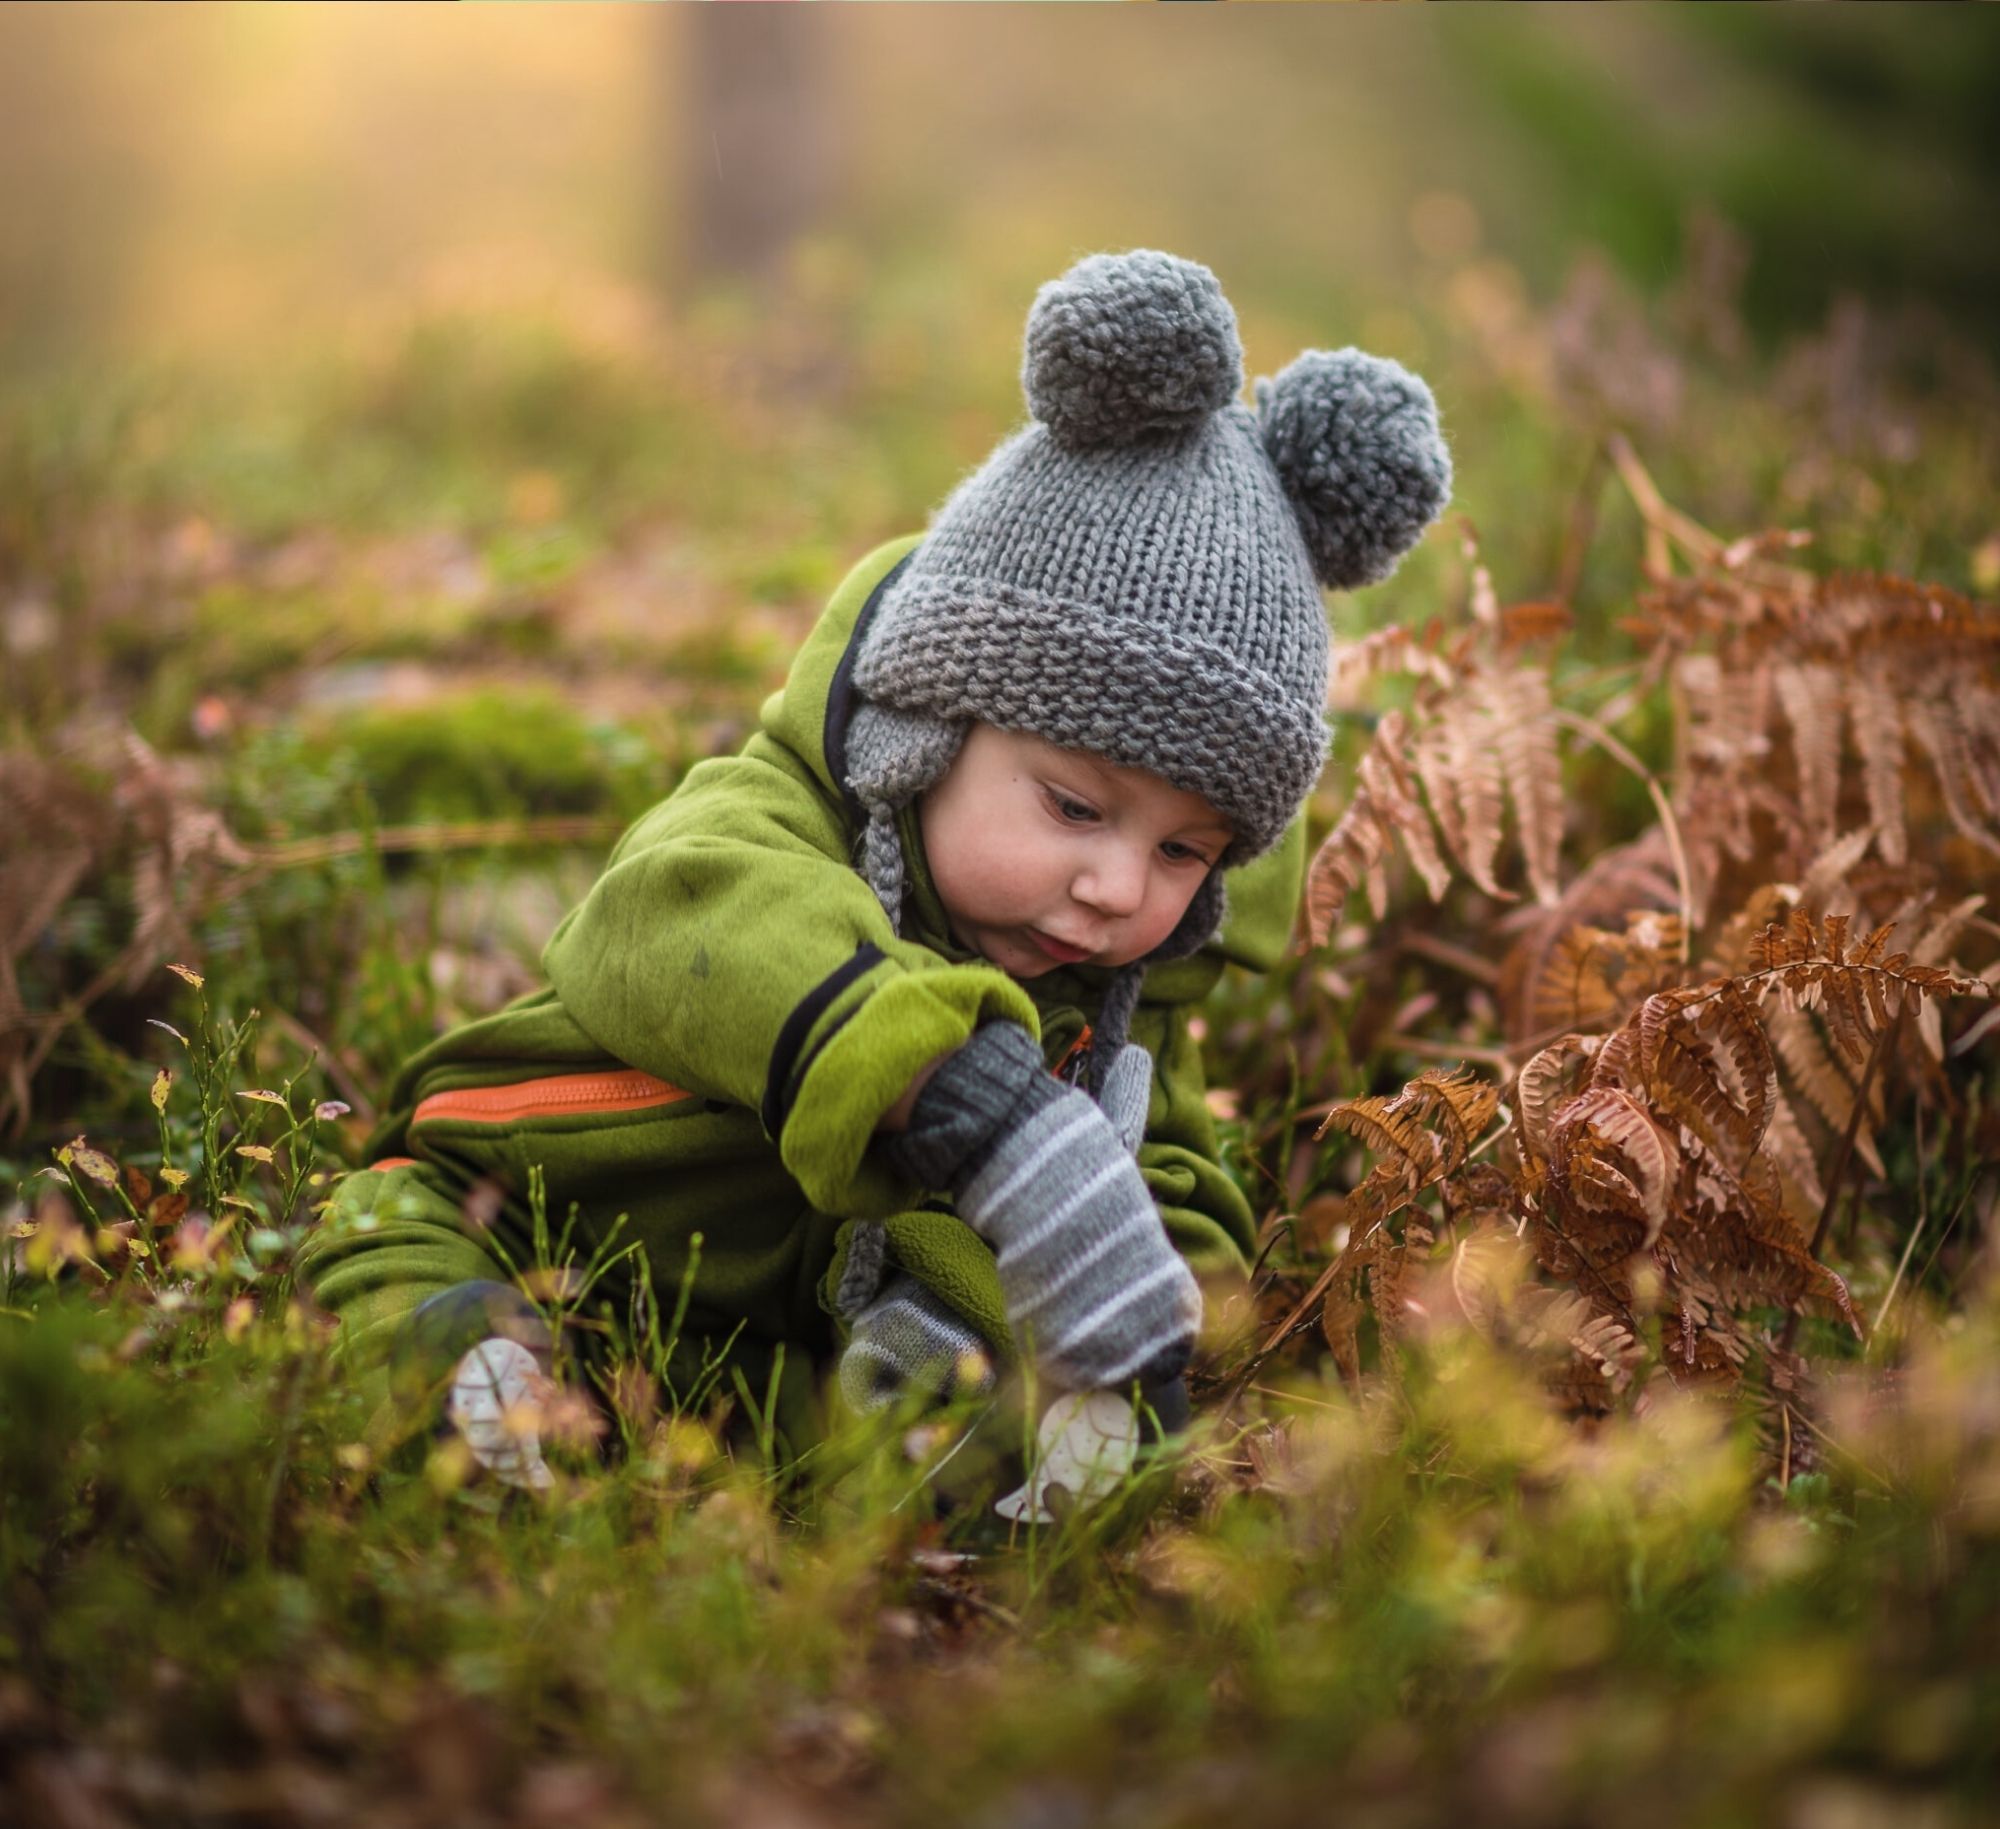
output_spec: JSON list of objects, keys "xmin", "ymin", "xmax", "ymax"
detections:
[
  {"xmin": 1255, "ymin": 348, "xmax": 1452, "ymax": 590},
  {"xmin": 1022, "ymin": 250, "xmax": 1243, "ymax": 449}
]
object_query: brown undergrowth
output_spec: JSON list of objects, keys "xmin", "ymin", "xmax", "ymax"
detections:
[{"xmin": 1227, "ymin": 445, "xmax": 1998, "ymax": 1432}]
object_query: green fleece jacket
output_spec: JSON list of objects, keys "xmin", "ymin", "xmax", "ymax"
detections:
[{"xmin": 298, "ymin": 534, "xmax": 1303, "ymax": 1436}]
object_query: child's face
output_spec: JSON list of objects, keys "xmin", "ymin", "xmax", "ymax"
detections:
[{"xmin": 917, "ymin": 724, "xmax": 1234, "ymax": 979}]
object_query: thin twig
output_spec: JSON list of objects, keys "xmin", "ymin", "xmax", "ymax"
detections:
[
  {"xmin": 1246, "ymin": 1383, "xmax": 1348, "ymax": 1412},
  {"xmin": 1871, "ymin": 1202, "xmax": 1928, "ymax": 1338},
  {"xmin": 4, "ymin": 939, "xmax": 153, "ymax": 1135},
  {"xmin": 1383, "ymin": 1033, "xmax": 1517, "ymax": 1071},
  {"xmin": 1608, "ymin": 432, "xmax": 1679, "ymax": 583},
  {"xmin": 1397, "ymin": 931, "xmax": 1502, "ymax": 988},
  {"xmin": 1787, "ymin": 1401, "xmax": 1896, "ymax": 1495},
  {"xmin": 239, "ymin": 814, "xmax": 626, "ymax": 877},
  {"xmin": 1607, "ymin": 432, "xmax": 1814, "ymax": 593},
  {"xmin": 1870, "ymin": 1088, "xmax": 1927, "ymax": 1335},
  {"xmin": 1912, "ymin": 1181, "xmax": 1975, "ymax": 1298},
  {"xmin": 1809, "ymin": 1013, "xmax": 1900, "ymax": 1261}
]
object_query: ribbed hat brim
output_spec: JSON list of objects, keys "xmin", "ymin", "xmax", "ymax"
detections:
[{"xmin": 855, "ymin": 572, "xmax": 1328, "ymax": 860}]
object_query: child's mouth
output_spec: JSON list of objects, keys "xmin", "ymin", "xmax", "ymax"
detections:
[{"xmin": 1028, "ymin": 929, "xmax": 1093, "ymax": 965}]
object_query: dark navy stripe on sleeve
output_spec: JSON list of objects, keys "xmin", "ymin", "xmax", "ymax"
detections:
[{"xmin": 761, "ymin": 942, "xmax": 888, "ymax": 1140}]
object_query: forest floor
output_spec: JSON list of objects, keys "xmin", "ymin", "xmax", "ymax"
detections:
[{"xmin": 3, "ymin": 242, "xmax": 1998, "ymax": 1827}]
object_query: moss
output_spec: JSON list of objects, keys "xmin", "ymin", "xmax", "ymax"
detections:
[{"xmin": 319, "ymin": 686, "xmax": 662, "ymax": 827}]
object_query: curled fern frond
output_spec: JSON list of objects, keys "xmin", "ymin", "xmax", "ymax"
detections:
[
  {"xmin": 1547, "ymin": 1085, "xmax": 1676, "ymax": 1249},
  {"xmin": 1314, "ymin": 1064, "xmax": 1500, "ymax": 1185},
  {"xmin": 1514, "ymin": 1034, "xmax": 1598, "ymax": 1163},
  {"xmin": 1527, "ymin": 913, "xmax": 1684, "ymax": 1038}
]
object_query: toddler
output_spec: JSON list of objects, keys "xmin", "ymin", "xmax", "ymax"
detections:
[{"xmin": 297, "ymin": 249, "xmax": 1450, "ymax": 1492}]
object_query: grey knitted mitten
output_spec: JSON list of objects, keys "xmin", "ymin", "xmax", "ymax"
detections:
[
  {"xmin": 885, "ymin": 1022, "xmax": 1200, "ymax": 1394},
  {"xmin": 1094, "ymin": 1040, "xmax": 1152, "ymax": 1158},
  {"xmin": 838, "ymin": 1272, "xmax": 998, "ymax": 1414}
]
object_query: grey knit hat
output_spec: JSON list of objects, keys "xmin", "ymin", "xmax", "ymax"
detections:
[{"xmin": 843, "ymin": 249, "xmax": 1450, "ymax": 1079}]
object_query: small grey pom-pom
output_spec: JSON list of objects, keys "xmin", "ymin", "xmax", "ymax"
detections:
[
  {"xmin": 1254, "ymin": 348, "xmax": 1452, "ymax": 590},
  {"xmin": 1022, "ymin": 250, "xmax": 1243, "ymax": 449}
]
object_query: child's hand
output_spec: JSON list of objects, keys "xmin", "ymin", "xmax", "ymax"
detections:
[
  {"xmin": 1094, "ymin": 1040, "xmax": 1152, "ymax": 1158},
  {"xmin": 837, "ymin": 1272, "xmax": 996, "ymax": 1414},
  {"xmin": 884, "ymin": 1022, "xmax": 1200, "ymax": 1394}
]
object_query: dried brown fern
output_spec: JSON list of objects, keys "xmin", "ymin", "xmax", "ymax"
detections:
[
  {"xmin": 1313, "ymin": 451, "xmax": 2000, "ymax": 963},
  {"xmin": 1255, "ymin": 457, "xmax": 1998, "ymax": 1430},
  {"xmin": 1308, "ymin": 527, "xmax": 1574, "ymax": 944},
  {"xmin": 1279, "ymin": 912, "xmax": 1987, "ymax": 1410}
]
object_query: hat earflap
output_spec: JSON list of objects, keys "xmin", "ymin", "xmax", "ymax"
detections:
[
  {"xmin": 1254, "ymin": 348, "xmax": 1453, "ymax": 591},
  {"xmin": 844, "ymin": 700, "xmax": 968, "ymax": 931}
]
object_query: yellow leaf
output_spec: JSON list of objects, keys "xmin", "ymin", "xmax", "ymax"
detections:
[
  {"xmin": 237, "ymin": 1090, "xmax": 291, "ymax": 1109},
  {"xmin": 235, "ymin": 1145, "xmax": 276, "ymax": 1163},
  {"xmin": 68, "ymin": 1143, "xmax": 121, "ymax": 1187},
  {"xmin": 158, "ymin": 1166, "xmax": 190, "ymax": 1192},
  {"xmin": 150, "ymin": 1070, "xmax": 174, "ymax": 1113},
  {"xmin": 166, "ymin": 963, "xmax": 205, "ymax": 989}
]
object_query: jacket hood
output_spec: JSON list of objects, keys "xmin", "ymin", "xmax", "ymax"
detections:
[{"xmin": 756, "ymin": 535, "xmax": 1308, "ymax": 980}]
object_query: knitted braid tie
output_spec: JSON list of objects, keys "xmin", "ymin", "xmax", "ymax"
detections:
[
  {"xmin": 1084, "ymin": 963, "xmax": 1146, "ymax": 1096},
  {"xmin": 862, "ymin": 802, "xmax": 906, "ymax": 928},
  {"xmin": 835, "ymin": 1213, "xmax": 891, "ymax": 1320}
]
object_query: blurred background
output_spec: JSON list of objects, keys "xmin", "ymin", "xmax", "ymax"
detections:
[{"xmin": 4, "ymin": 0, "xmax": 1999, "ymax": 1123}]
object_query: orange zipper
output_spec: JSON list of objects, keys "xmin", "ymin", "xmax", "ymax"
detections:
[
  {"xmin": 410, "ymin": 1069, "xmax": 692, "ymax": 1127},
  {"xmin": 397, "ymin": 1027, "xmax": 1086, "ymax": 1140},
  {"xmin": 1053, "ymin": 1024, "xmax": 1094, "ymax": 1082}
]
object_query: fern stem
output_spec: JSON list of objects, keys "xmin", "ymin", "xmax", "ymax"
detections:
[
  {"xmin": 1808, "ymin": 1012, "xmax": 1899, "ymax": 1260},
  {"xmin": 1607, "ymin": 432, "xmax": 1814, "ymax": 592},
  {"xmin": 1548, "ymin": 708, "xmax": 1693, "ymax": 965},
  {"xmin": 1870, "ymin": 1082, "xmax": 1931, "ymax": 1336},
  {"xmin": 1777, "ymin": 1011, "xmax": 1903, "ymax": 1355}
]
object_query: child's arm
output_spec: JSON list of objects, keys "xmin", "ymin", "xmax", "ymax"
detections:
[
  {"xmin": 540, "ymin": 735, "xmax": 1040, "ymax": 1220},
  {"xmin": 875, "ymin": 1052, "xmax": 949, "ymax": 1134}
]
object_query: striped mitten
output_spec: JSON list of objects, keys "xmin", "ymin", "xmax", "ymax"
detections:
[
  {"xmin": 885, "ymin": 1022, "xmax": 1200, "ymax": 1394},
  {"xmin": 838, "ymin": 1272, "xmax": 997, "ymax": 1414}
]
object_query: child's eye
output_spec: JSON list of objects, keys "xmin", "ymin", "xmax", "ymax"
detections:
[
  {"xmin": 1160, "ymin": 841, "xmax": 1212, "ymax": 867},
  {"xmin": 1045, "ymin": 789, "xmax": 1098, "ymax": 825}
]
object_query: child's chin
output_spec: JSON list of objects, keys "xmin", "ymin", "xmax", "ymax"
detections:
[{"xmin": 983, "ymin": 932, "xmax": 1063, "ymax": 977}]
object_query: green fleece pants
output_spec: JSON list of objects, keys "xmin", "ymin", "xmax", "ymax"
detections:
[{"xmin": 301, "ymin": 1089, "xmax": 1014, "ymax": 1459}]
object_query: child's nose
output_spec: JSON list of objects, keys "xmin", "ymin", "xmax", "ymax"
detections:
[{"xmin": 1073, "ymin": 844, "xmax": 1149, "ymax": 918}]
